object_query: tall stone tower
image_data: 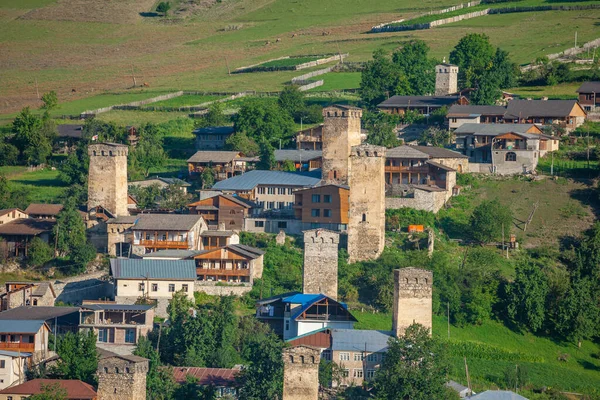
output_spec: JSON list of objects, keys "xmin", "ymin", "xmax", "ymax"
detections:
[
  {"xmin": 282, "ymin": 345, "xmax": 321, "ymax": 400},
  {"xmin": 303, "ymin": 229, "xmax": 340, "ymax": 300},
  {"xmin": 347, "ymin": 144, "xmax": 386, "ymax": 263},
  {"xmin": 97, "ymin": 354, "xmax": 148, "ymax": 400},
  {"xmin": 321, "ymin": 105, "xmax": 362, "ymax": 185},
  {"xmin": 87, "ymin": 143, "xmax": 129, "ymax": 216},
  {"xmin": 435, "ymin": 62, "xmax": 459, "ymax": 96},
  {"xmin": 392, "ymin": 268, "xmax": 433, "ymax": 337}
]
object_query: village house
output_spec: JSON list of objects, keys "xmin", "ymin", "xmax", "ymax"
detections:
[
  {"xmin": 293, "ymin": 184, "xmax": 350, "ymax": 232},
  {"xmin": 378, "ymin": 95, "xmax": 468, "ymax": 115},
  {"xmin": 187, "ymin": 194, "xmax": 255, "ymax": 231},
  {"xmin": 106, "ymin": 215, "xmax": 137, "ymax": 257},
  {"xmin": 0, "ymin": 379, "xmax": 97, "ymax": 400},
  {"xmin": 131, "ymin": 214, "xmax": 207, "ymax": 256},
  {"xmin": 0, "ymin": 282, "xmax": 56, "ymax": 310},
  {"xmin": 0, "ymin": 350, "xmax": 31, "ymax": 390},
  {"xmin": 129, "ymin": 176, "xmax": 191, "ymax": 194},
  {"xmin": 55, "ymin": 124, "xmax": 84, "ymax": 153},
  {"xmin": 0, "ymin": 218, "xmax": 55, "ymax": 257},
  {"xmin": 446, "ymin": 104, "xmax": 507, "ymax": 129},
  {"xmin": 0, "ymin": 320, "xmax": 50, "ymax": 359},
  {"xmin": 193, "ymin": 244, "xmax": 264, "ymax": 285},
  {"xmin": 576, "ymin": 81, "xmax": 600, "ymax": 112},
  {"xmin": 187, "ymin": 151, "xmax": 249, "ymax": 180},
  {"xmin": 0, "ymin": 306, "xmax": 81, "ymax": 335},
  {"xmin": 79, "ymin": 303, "xmax": 154, "ymax": 347},
  {"xmin": 296, "ymin": 124, "xmax": 324, "ymax": 150},
  {"xmin": 23, "ymin": 204, "xmax": 64, "ymax": 220},
  {"xmin": 274, "ymin": 149, "xmax": 322, "ymax": 171},
  {"xmin": 193, "ymin": 126, "xmax": 235, "ymax": 150},
  {"xmin": 503, "ymin": 99, "xmax": 586, "ymax": 131},
  {"xmin": 256, "ymin": 293, "xmax": 356, "ymax": 340},
  {"xmin": 201, "ymin": 226, "xmax": 239, "ymax": 249},
  {"xmin": 173, "ymin": 366, "xmax": 240, "ymax": 398},
  {"xmin": 0, "ymin": 209, "xmax": 28, "ymax": 225}
]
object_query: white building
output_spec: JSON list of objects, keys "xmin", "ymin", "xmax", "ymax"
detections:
[{"xmin": 0, "ymin": 351, "xmax": 30, "ymax": 390}]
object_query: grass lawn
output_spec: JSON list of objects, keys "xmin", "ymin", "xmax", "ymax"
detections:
[
  {"xmin": 258, "ymin": 56, "xmax": 323, "ymax": 69},
  {"xmin": 7, "ymin": 168, "xmax": 67, "ymax": 203},
  {"xmin": 308, "ymin": 72, "xmax": 362, "ymax": 92},
  {"xmin": 148, "ymin": 94, "xmax": 224, "ymax": 108},
  {"xmin": 508, "ymin": 83, "xmax": 580, "ymax": 100},
  {"xmin": 352, "ymin": 311, "xmax": 600, "ymax": 393}
]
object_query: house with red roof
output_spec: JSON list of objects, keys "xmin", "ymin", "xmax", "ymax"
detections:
[{"xmin": 0, "ymin": 379, "xmax": 97, "ymax": 400}]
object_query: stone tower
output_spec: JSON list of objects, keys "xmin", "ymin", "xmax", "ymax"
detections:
[
  {"xmin": 347, "ymin": 144, "xmax": 386, "ymax": 263},
  {"xmin": 282, "ymin": 345, "xmax": 321, "ymax": 400},
  {"xmin": 435, "ymin": 63, "xmax": 459, "ymax": 96},
  {"xmin": 97, "ymin": 354, "xmax": 148, "ymax": 400},
  {"xmin": 303, "ymin": 229, "xmax": 340, "ymax": 300},
  {"xmin": 321, "ymin": 105, "xmax": 363, "ymax": 185},
  {"xmin": 392, "ymin": 268, "xmax": 433, "ymax": 337},
  {"xmin": 87, "ymin": 143, "xmax": 129, "ymax": 216}
]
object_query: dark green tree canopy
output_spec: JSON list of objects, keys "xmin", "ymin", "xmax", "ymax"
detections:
[
  {"xmin": 233, "ymin": 100, "xmax": 295, "ymax": 147},
  {"xmin": 470, "ymin": 199, "xmax": 513, "ymax": 244}
]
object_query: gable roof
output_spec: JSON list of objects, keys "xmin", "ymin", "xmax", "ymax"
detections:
[
  {"xmin": 447, "ymin": 104, "xmax": 506, "ymax": 117},
  {"xmin": 132, "ymin": 213, "xmax": 203, "ymax": 231},
  {"xmin": 187, "ymin": 151, "xmax": 241, "ymax": 164},
  {"xmin": 0, "ymin": 208, "xmax": 25, "ymax": 217},
  {"xmin": 386, "ymin": 146, "xmax": 430, "ymax": 159},
  {"xmin": 212, "ymin": 170, "xmax": 321, "ymax": 191},
  {"xmin": 331, "ymin": 329, "xmax": 393, "ymax": 353},
  {"xmin": 282, "ymin": 293, "xmax": 356, "ymax": 322},
  {"xmin": 0, "ymin": 306, "xmax": 79, "ymax": 321},
  {"xmin": 454, "ymin": 123, "xmax": 542, "ymax": 136},
  {"xmin": 0, "ymin": 320, "xmax": 47, "ymax": 334},
  {"xmin": 129, "ymin": 177, "xmax": 191, "ymax": 187},
  {"xmin": 194, "ymin": 244, "xmax": 264, "ymax": 260},
  {"xmin": 192, "ymin": 126, "xmax": 235, "ymax": 136},
  {"xmin": 110, "ymin": 258, "xmax": 197, "ymax": 280},
  {"xmin": 0, "ymin": 379, "xmax": 97, "ymax": 398},
  {"xmin": 187, "ymin": 194, "xmax": 254, "ymax": 209},
  {"xmin": 0, "ymin": 219, "xmax": 55, "ymax": 236},
  {"xmin": 57, "ymin": 124, "xmax": 84, "ymax": 139},
  {"xmin": 576, "ymin": 81, "xmax": 600, "ymax": 93},
  {"xmin": 505, "ymin": 99, "xmax": 582, "ymax": 119},
  {"xmin": 378, "ymin": 95, "xmax": 462, "ymax": 108},
  {"xmin": 412, "ymin": 146, "xmax": 468, "ymax": 159},
  {"xmin": 426, "ymin": 160, "xmax": 456, "ymax": 171},
  {"xmin": 274, "ymin": 149, "xmax": 322, "ymax": 162},
  {"xmin": 471, "ymin": 391, "xmax": 529, "ymax": 400}
]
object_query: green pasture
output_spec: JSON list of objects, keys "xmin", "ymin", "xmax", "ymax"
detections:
[{"xmin": 147, "ymin": 95, "xmax": 224, "ymax": 108}]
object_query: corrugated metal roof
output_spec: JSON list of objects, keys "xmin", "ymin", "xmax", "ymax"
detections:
[
  {"xmin": 212, "ymin": 170, "xmax": 321, "ymax": 191},
  {"xmin": 133, "ymin": 214, "xmax": 203, "ymax": 231},
  {"xmin": 505, "ymin": 99, "xmax": 580, "ymax": 119},
  {"xmin": 378, "ymin": 95, "xmax": 461, "ymax": 108},
  {"xmin": 331, "ymin": 329, "xmax": 393, "ymax": 353},
  {"xmin": 0, "ymin": 350, "xmax": 32, "ymax": 357},
  {"xmin": 172, "ymin": 367, "xmax": 239, "ymax": 385},
  {"xmin": 386, "ymin": 146, "xmax": 429, "ymax": 159},
  {"xmin": 471, "ymin": 390, "xmax": 529, "ymax": 400},
  {"xmin": 187, "ymin": 151, "xmax": 241, "ymax": 163},
  {"xmin": 274, "ymin": 149, "xmax": 322, "ymax": 162},
  {"xmin": 110, "ymin": 259, "xmax": 197, "ymax": 280},
  {"xmin": 447, "ymin": 104, "xmax": 506, "ymax": 116},
  {"xmin": 426, "ymin": 160, "xmax": 456, "ymax": 171},
  {"xmin": 577, "ymin": 81, "xmax": 600, "ymax": 93},
  {"xmin": 454, "ymin": 123, "xmax": 540, "ymax": 135},
  {"xmin": 229, "ymin": 244, "xmax": 265, "ymax": 257},
  {"xmin": 0, "ymin": 320, "xmax": 46, "ymax": 334},
  {"xmin": 0, "ymin": 306, "xmax": 79, "ymax": 321}
]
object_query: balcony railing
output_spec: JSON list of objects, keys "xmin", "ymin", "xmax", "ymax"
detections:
[
  {"xmin": 139, "ymin": 240, "xmax": 188, "ymax": 249},
  {"xmin": 385, "ymin": 166, "xmax": 429, "ymax": 174},
  {"xmin": 0, "ymin": 342, "xmax": 35, "ymax": 351},
  {"xmin": 197, "ymin": 268, "xmax": 250, "ymax": 276}
]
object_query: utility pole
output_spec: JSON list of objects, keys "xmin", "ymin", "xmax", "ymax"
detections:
[
  {"xmin": 551, "ymin": 151, "xmax": 554, "ymax": 176},
  {"xmin": 464, "ymin": 357, "xmax": 471, "ymax": 394},
  {"xmin": 54, "ymin": 222, "xmax": 59, "ymax": 257},
  {"xmin": 575, "ymin": 31, "xmax": 578, "ymax": 48},
  {"xmin": 35, "ymin": 78, "xmax": 40, "ymax": 100},
  {"xmin": 131, "ymin": 65, "xmax": 137, "ymax": 88}
]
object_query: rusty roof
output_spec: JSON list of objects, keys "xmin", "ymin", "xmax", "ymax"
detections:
[
  {"xmin": 172, "ymin": 367, "xmax": 240, "ymax": 386},
  {"xmin": 0, "ymin": 379, "xmax": 97, "ymax": 398}
]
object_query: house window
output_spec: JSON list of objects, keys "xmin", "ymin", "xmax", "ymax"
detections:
[
  {"xmin": 125, "ymin": 329, "xmax": 136, "ymax": 344},
  {"xmin": 278, "ymin": 188, "xmax": 286, "ymax": 195},
  {"xmin": 505, "ymin": 152, "xmax": 517, "ymax": 162},
  {"xmin": 182, "ymin": 284, "xmax": 189, "ymax": 292},
  {"xmin": 230, "ymin": 210, "xmax": 236, "ymax": 214},
  {"xmin": 287, "ymin": 188, "xmax": 294, "ymax": 195},
  {"xmin": 451, "ymin": 118, "xmax": 457, "ymax": 123},
  {"xmin": 138, "ymin": 283, "xmax": 145, "ymax": 292},
  {"xmin": 321, "ymin": 350, "xmax": 331, "ymax": 361},
  {"xmin": 323, "ymin": 194, "xmax": 332, "ymax": 203},
  {"xmin": 98, "ymin": 329, "xmax": 108, "ymax": 343},
  {"xmin": 367, "ymin": 353, "xmax": 378, "ymax": 362},
  {"xmin": 312, "ymin": 194, "xmax": 321, "ymax": 203},
  {"xmin": 277, "ymin": 201, "xmax": 285, "ymax": 209},
  {"xmin": 168, "ymin": 284, "xmax": 175, "ymax": 292},
  {"xmin": 366, "ymin": 369, "xmax": 376, "ymax": 379},
  {"xmin": 311, "ymin": 209, "xmax": 320, "ymax": 217},
  {"xmin": 353, "ymin": 369, "xmax": 363, "ymax": 378},
  {"xmin": 258, "ymin": 187, "xmax": 265, "ymax": 194},
  {"xmin": 277, "ymin": 221, "xmax": 287, "ymax": 229},
  {"xmin": 0, "ymin": 360, "xmax": 5, "ymax": 368},
  {"xmin": 380, "ymin": 353, "xmax": 386, "ymax": 362},
  {"xmin": 323, "ymin": 209, "xmax": 332, "ymax": 218},
  {"xmin": 152, "ymin": 283, "xmax": 158, "ymax": 292},
  {"xmin": 354, "ymin": 353, "xmax": 364, "ymax": 362},
  {"xmin": 362, "ymin": 213, "xmax": 366, "ymax": 222},
  {"xmin": 267, "ymin": 202, "xmax": 275, "ymax": 209},
  {"xmin": 254, "ymin": 221, "xmax": 264, "ymax": 228},
  {"xmin": 33, "ymin": 299, "xmax": 38, "ymax": 306},
  {"xmin": 285, "ymin": 320, "xmax": 290, "ymax": 331},
  {"xmin": 339, "ymin": 352, "xmax": 350, "ymax": 361},
  {"xmin": 342, "ymin": 369, "xmax": 349, "ymax": 378},
  {"xmin": 268, "ymin": 187, "xmax": 275, "ymax": 195}
]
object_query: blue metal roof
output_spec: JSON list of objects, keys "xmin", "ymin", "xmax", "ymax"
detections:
[
  {"xmin": 283, "ymin": 293, "xmax": 324, "ymax": 305},
  {"xmin": 0, "ymin": 320, "xmax": 46, "ymax": 334},
  {"xmin": 330, "ymin": 329, "xmax": 393, "ymax": 353},
  {"xmin": 110, "ymin": 259, "xmax": 197, "ymax": 280},
  {"xmin": 471, "ymin": 391, "xmax": 529, "ymax": 400},
  {"xmin": 212, "ymin": 170, "xmax": 321, "ymax": 191},
  {"xmin": 0, "ymin": 350, "xmax": 32, "ymax": 357}
]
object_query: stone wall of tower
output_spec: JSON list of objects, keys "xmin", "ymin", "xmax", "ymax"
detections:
[
  {"xmin": 303, "ymin": 229, "xmax": 339, "ymax": 300},
  {"xmin": 392, "ymin": 268, "xmax": 433, "ymax": 337},
  {"xmin": 282, "ymin": 345, "xmax": 320, "ymax": 400},
  {"xmin": 347, "ymin": 144, "xmax": 386, "ymax": 263},
  {"xmin": 88, "ymin": 143, "xmax": 129, "ymax": 216},
  {"xmin": 321, "ymin": 106, "xmax": 362, "ymax": 185},
  {"xmin": 97, "ymin": 357, "xmax": 148, "ymax": 400},
  {"xmin": 435, "ymin": 64, "xmax": 459, "ymax": 96}
]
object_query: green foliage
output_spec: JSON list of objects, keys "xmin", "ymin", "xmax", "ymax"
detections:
[
  {"xmin": 134, "ymin": 336, "xmax": 178, "ymax": 400},
  {"xmin": 0, "ymin": 142, "xmax": 19, "ymax": 166},
  {"xmin": 225, "ymin": 131, "xmax": 260, "ymax": 156},
  {"xmin": 257, "ymin": 140, "xmax": 275, "ymax": 170},
  {"xmin": 156, "ymin": 1, "xmax": 171, "ymax": 15},
  {"xmin": 319, "ymin": 359, "xmax": 344, "ymax": 388},
  {"xmin": 58, "ymin": 145, "xmax": 89, "ymax": 186},
  {"xmin": 201, "ymin": 166, "xmax": 215, "ymax": 189},
  {"xmin": 196, "ymin": 102, "xmax": 227, "ymax": 128},
  {"xmin": 158, "ymin": 184, "xmax": 192, "ymax": 210},
  {"xmin": 419, "ymin": 127, "xmax": 453, "ymax": 147},
  {"xmin": 446, "ymin": 340, "xmax": 543, "ymax": 363},
  {"xmin": 233, "ymin": 100, "xmax": 295, "ymax": 147},
  {"xmin": 391, "ymin": 39, "xmax": 436, "ymax": 96},
  {"xmin": 82, "ymin": 118, "xmax": 126, "ymax": 144},
  {"xmin": 280, "ymin": 159, "xmax": 296, "ymax": 172},
  {"xmin": 248, "ymin": 240, "xmax": 303, "ymax": 298},
  {"xmin": 363, "ymin": 111, "xmax": 399, "ymax": 148},
  {"xmin": 0, "ymin": 174, "xmax": 31, "ymax": 209},
  {"xmin": 450, "ymin": 33, "xmax": 495, "ymax": 89},
  {"xmin": 27, "ymin": 237, "xmax": 53, "ymax": 267},
  {"xmin": 278, "ymin": 85, "xmax": 305, "ymax": 117},
  {"xmin": 129, "ymin": 183, "xmax": 162, "ymax": 209},
  {"xmin": 503, "ymin": 364, "xmax": 529, "ymax": 391},
  {"xmin": 29, "ymin": 383, "xmax": 68, "ymax": 400},
  {"xmin": 130, "ymin": 123, "xmax": 168, "ymax": 178},
  {"xmin": 385, "ymin": 208, "xmax": 435, "ymax": 231},
  {"xmin": 51, "ymin": 331, "xmax": 98, "ymax": 385},
  {"xmin": 374, "ymin": 324, "xmax": 451, "ymax": 400},
  {"xmin": 506, "ymin": 263, "xmax": 549, "ymax": 333},
  {"xmin": 53, "ymin": 203, "xmax": 96, "ymax": 273},
  {"xmin": 360, "ymin": 49, "xmax": 398, "ymax": 106},
  {"xmin": 554, "ymin": 277, "xmax": 600, "ymax": 345},
  {"xmin": 173, "ymin": 376, "xmax": 216, "ymax": 400},
  {"xmin": 41, "ymin": 91, "xmax": 59, "ymax": 111},
  {"xmin": 470, "ymin": 199, "xmax": 513, "ymax": 244},
  {"xmin": 12, "ymin": 107, "xmax": 54, "ymax": 165}
]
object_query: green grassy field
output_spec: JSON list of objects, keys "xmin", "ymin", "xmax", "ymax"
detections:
[
  {"xmin": 258, "ymin": 56, "xmax": 323, "ymax": 68},
  {"xmin": 95, "ymin": 110, "xmax": 191, "ymax": 125},
  {"xmin": 308, "ymin": 72, "xmax": 362, "ymax": 92},
  {"xmin": 3, "ymin": 167, "xmax": 67, "ymax": 203},
  {"xmin": 508, "ymin": 83, "xmax": 580, "ymax": 100},
  {"xmin": 148, "ymin": 94, "xmax": 223, "ymax": 108}
]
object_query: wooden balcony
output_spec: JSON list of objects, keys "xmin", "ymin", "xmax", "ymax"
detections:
[
  {"xmin": 385, "ymin": 166, "xmax": 429, "ymax": 174},
  {"xmin": 197, "ymin": 268, "xmax": 250, "ymax": 277},
  {"xmin": 139, "ymin": 240, "xmax": 188, "ymax": 249},
  {"xmin": 0, "ymin": 342, "xmax": 35, "ymax": 351}
]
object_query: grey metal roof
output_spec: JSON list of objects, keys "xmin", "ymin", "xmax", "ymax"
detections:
[
  {"xmin": 228, "ymin": 244, "xmax": 265, "ymax": 259},
  {"xmin": 447, "ymin": 104, "xmax": 506, "ymax": 116},
  {"xmin": 107, "ymin": 216, "xmax": 138, "ymax": 224},
  {"xmin": 187, "ymin": 151, "xmax": 241, "ymax": 164},
  {"xmin": 212, "ymin": 170, "xmax": 321, "ymax": 191},
  {"xmin": 82, "ymin": 303, "xmax": 155, "ymax": 312},
  {"xmin": 132, "ymin": 214, "xmax": 203, "ymax": 231},
  {"xmin": 274, "ymin": 149, "xmax": 322, "ymax": 162},
  {"xmin": 32, "ymin": 282, "xmax": 53, "ymax": 297},
  {"xmin": 139, "ymin": 249, "xmax": 205, "ymax": 259},
  {"xmin": 576, "ymin": 81, "xmax": 600, "ymax": 93},
  {"xmin": 57, "ymin": 124, "xmax": 83, "ymax": 138},
  {"xmin": 0, "ymin": 350, "xmax": 32, "ymax": 357},
  {"xmin": 426, "ymin": 160, "xmax": 456, "ymax": 171},
  {"xmin": 386, "ymin": 146, "xmax": 429, "ymax": 159},
  {"xmin": 505, "ymin": 99, "xmax": 580, "ymax": 119},
  {"xmin": 330, "ymin": 329, "xmax": 393, "ymax": 353},
  {"xmin": 110, "ymin": 259, "xmax": 197, "ymax": 280},
  {"xmin": 454, "ymin": 123, "xmax": 540, "ymax": 136},
  {"xmin": 192, "ymin": 126, "xmax": 235, "ymax": 136},
  {"xmin": 0, "ymin": 306, "xmax": 79, "ymax": 321},
  {"xmin": 0, "ymin": 320, "xmax": 46, "ymax": 334},
  {"xmin": 378, "ymin": 95, "xmax": 461, "ymax": 108},
  {"xmin": 412, "ymin": 146, "xmax": 468, "ymax": 159},
  {"xmin": 471, "ymin": 391, "xmax": 529, "ymax": 400},
  {"xmin": 202, "ymin": 230, "xmax": 235, "ymax": 237}
]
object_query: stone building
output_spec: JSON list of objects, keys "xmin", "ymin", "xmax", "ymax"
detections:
[
  {"xmin": 0, "ymin": 282, "xmax": 55, "ymax": 310},
  {"xmin": 435, "ymin": 62, "xmax": 459, "ymax": 96},
  {"xmin": 302, "ymin": 229, "xmax": 339, "ymax": 300},
  {"xmin": 392, "ymin": 268, "xmax": 433, "ymax": 337},
  {"xmin": 97, "ymin": 353, "xmax": 148, "ymax": 400},
  {"xmin": 88, "ymin": 143, "xmax": 129, "ymax": 217},
  {"xmin": 282, "ymin": 345, "xmax": 320, "ymax": 400},
  {"xmin": 347, "ymin": 145, "xmax": 386, "ymax": 263},
  {"xmin": 321, "ymin": 105, "xmax": 362, "ymax": 185}
]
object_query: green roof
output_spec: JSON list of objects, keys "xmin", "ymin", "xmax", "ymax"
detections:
[{"xmin": 110, "ymin": 259, "xmax": 197, "ymax": 280}]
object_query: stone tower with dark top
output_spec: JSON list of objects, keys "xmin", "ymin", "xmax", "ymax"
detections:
[
  {"xmin": 282, "ymin": 345, "xmax": 321, "ymax": 400},
  {"xmin": 347, "ymin": 144, "xmax": 386, "ymax": 263},
  {"xmin": 97, "ymin": 354, "xmax": 148, "ymax": 400},
  {"xmin": 87, "ymin": 143, "xmax": 129, "ymax": 216},
  {"xmin": 303, "ymin": 229, "xmax": 340, "ymax": 300},
  {"xmin": 321, "ymin": 105, "xmax": 362, "ymax": 185},
  {"xmin": 435, "ymin": 62, "xmax": 459, "ymax": 96},
  {"xmin": 392, "ymin": 268, "xmax": 433, "ymax": 337}
]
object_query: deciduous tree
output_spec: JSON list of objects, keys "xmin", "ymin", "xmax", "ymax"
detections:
[
  {"xmin": 391, "ymin": 40, "xmax": 436, "ymax": 96},
  {"xmin": 51, "ymin": 331, "xmax": 99, "ymax": 385},
  {"xmin": 449, "ymin": 33, "xmax": 495, "ymax": 88},
  {"xmin": 470, "ymin": 199, "xmax": 513, "ymax": 244},
  {"xmin": 236, "ymin": 331, "xmax": 284, "ymax": 400},
  {"xmin": 507, "ymin": 263, "xmax": 549, "ymax": 333}
]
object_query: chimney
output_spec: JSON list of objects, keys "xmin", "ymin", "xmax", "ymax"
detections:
[{"xmin": 392, "ymin": 268, "xmax": 433, "ymax": 337}]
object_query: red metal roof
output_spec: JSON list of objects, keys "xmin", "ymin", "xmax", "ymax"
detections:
[
  {"xmin": 0, "ymin": 379, "xmax": 97, "ymax": 399},
  {"xmin": 172, "ymin": 367, "xmax": 240, "ymax": 386}
]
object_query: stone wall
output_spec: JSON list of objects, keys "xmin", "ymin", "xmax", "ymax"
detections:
[
  {"xmin": 194, "ymin": 282, "xmax": 252, "ymax": 297},
  {"xmin": 87, "ymin": 144, "xmax": 129, "ymax": 216},
  {"xmin": 491, "ymin": 150, "xmax": 539, "ymax": 175},
  {"xmin": 54, "ymin": 271, "xmax": 114, "ymax": 305},
  {"xmin": 429, "ymin": 157, "xmax": 469, "ymax": 174},
  {"xmin": 392, "ymin": 268, "xmax": 432, "ymax": 337},
  {"xmin": 107, "ymin": 222, "xmax": 134, "ymax": 257},
  {"xmin": 282, "ymin": 346, "xmax": 320, "ymax": 400},
  {"xmin": 97, "ymin": 356, "xmax": 148, "ymax": 400},
  {"xmin": 385, "ymin": 189, "xmax": 448, "ymax": 213},
  {"xmin": 303, "ymin": 229, "xmax": 339, "ymax": 299},
  {"xmin": 348, "ymin": 145, "xmax": 386, "ymax": 262},
  {"xmin": 321, "ymin": 106, "xmax": 362, "ymax": 185}
]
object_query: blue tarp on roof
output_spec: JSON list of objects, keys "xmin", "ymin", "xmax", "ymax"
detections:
[{"xmin": 0, "ymin": 320, "xmax": 46, "ymax": 334}]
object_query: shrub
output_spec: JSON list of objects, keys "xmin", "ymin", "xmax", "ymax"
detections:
[{"xmin": 27, "ymin": 237, "xmax": 53, "ymax": 267}]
